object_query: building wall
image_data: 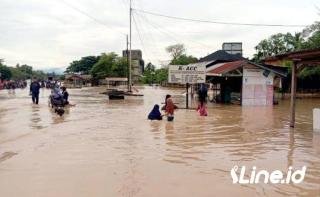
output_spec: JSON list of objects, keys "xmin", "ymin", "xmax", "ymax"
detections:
[
  {"xmin": 242, "ymin": 67, "xmax": 274, "ymax": 106},
  {"xmin": 122, "ymin": 50, "xmax": 142, "ymax": 60},
  {"xmin": 122, "ymin": 50, "xmax": 144, "ymax": 83}
]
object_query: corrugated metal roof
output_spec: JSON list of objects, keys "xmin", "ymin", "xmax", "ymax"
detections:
[
  {"xmin": 207, "ymin": 60, "xmax": 245, "ymax": 76},
  {"xmin": 206, "ymin": 61, "xmax": 287, "ymax": 77},
  {"xmin": 206, "ymin": 63, "xmax": 225, "ymax": 72}
]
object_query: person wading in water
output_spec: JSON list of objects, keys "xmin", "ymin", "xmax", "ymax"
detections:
[
  {"xmin": 197, "ymin": 83, "xmax": 208, "ymax": 116},
  {"xmin": 30, "ymin": 78, "xmax": 41, "ymax": 104},
  {"xmin": 165, "ymin": 94, "xmax": 176, "ymax": 121}
]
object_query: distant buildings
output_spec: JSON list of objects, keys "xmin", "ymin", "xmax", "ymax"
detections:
[{"xmin": 122, "ymin": 50, "xmax": 145, "ymax": 83}]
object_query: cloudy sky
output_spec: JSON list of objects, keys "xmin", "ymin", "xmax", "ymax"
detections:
[{"xmin": 0, "ymin": 0, "xmax": 319, "ymax": 70}]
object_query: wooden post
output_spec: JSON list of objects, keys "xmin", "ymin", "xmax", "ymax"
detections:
[
  {"xmin": 290, "ymin": 63, "xmax": 297, "ymax": 128},
  {"xmin": 186, "ymin": 83, "xmax": 189, "ymax": 109}
]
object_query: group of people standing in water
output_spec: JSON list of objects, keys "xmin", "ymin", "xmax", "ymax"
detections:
[
  {"xmin": 148, "ymin": 94, "xmax": 178, "ymax": 122},
  {"xmin": 148, "ymin": 83, "xmax": 208, "ymax": 121},
  {"xmin": 29, "ymin": 78, "xmax": 69, "ymax": 106}
]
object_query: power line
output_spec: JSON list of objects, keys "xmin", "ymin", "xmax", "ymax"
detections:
[
  {"xmin": 134, "ymin": 11, "xmax": 212, "ymax": 52},
  {"xmin": 133, "ymin": 8, "xmax": 308, "ymax": 28},
  {"xmin": 132, "ymin": 14, "xmax": 153, "ymax": 63},
  {"xmin": 137, "ymin": 12, "xmax": 212, "ymax": 49},
  {"xmin": 134, "ymin": 13, "xmax": 163, "ymax": 57},
  {"xmin": 59, "ymin": 0, "xmax": 127, "ymax": 36},
  {"xmin": 135, "ymin": 14, "xmax": 167, "ymax": 63}
]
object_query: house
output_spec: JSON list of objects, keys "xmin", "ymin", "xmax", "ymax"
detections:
[
  {"xmin": 105, "ymin": 77, "xmax": 128, "ymax": 89},
  {"xmin": 189, "ymin": 60, "xmax": 287, "ymax": 106},
  {"xmin": 64, "ymin": 74, "xmax": 92, "ymax": 88}
]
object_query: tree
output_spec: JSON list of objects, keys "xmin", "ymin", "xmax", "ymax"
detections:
[
  {"xmin": 0, "ymin": 63, "xmax": 12, "ymax": 80},
  {"xmin": 66, "ymin": 56, "xmax": 100, "ymax": 74},
  {"xmin": 9, "ymin": 64, "xmax": 33, "ymax": 80},
  {"xmin": 166, "ymin": 43, "xmax": 198, "ymax": 65},
  {"xmin": 112, "ymin": 57, "xmax": 128, "ymax": 77},
  {"xmin": 32, "ymin": 70, "xmax": 46, "ymax": 80},
  {"xmin": 253, "ymin": 21, "xmax": 320, "ymax": 62},
  {"xmin": 166, "ymin": 44, "xmax": 186, "ymax": 60},
  {"xmin": 154, "ymin": 68, "xmax": 168, "ymax": 84},
  {"xmin": 253, "ymin": 33, "xmax": 304, "ymax": 62},
  {"xmin": 144, "ymin": 62, "xmax": 156, "ymax": 73},
  {"xmin": 141, "ymin": 62, "xmax": 156, "ymax": 84},
  {"xmin": 90, "ymin": 53, "xmax": 127, "ymax": 79},
  {"xmin": 301, "ymin": 21, "xmax": 320, "ymax": 49},
  {"xmin": 171, "ymin": 54, "xmax": 198, "ymax": 65},
  {"xmin": 253, "ymin": 21, "xmax": 320, "ymax": 92}
]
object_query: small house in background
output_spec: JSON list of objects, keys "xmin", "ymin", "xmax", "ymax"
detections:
[
  {"xmin": 105, "ymin": 77, "xmax": 128, "ymax": 89},
  {"xmin": 64, "ymin": 74, "xmax": 92, "ymax": 88}
]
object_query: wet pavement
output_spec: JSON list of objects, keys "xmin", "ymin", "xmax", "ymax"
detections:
[{"xmin": 0, "ymin": 86, "xmax": 319, "ymax": 197}]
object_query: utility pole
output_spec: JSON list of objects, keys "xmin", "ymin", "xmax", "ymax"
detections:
[
  {"xmin": 128, "ymin": 0, "xmax": 132, "ymax": 92},
  {"xmin": 126, "ymin": 34, "xmax": 129, "ymax": 91}
]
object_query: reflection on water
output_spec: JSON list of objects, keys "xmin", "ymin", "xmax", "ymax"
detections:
[{"xmin": 0, "ymin": 86, "xmax": 319, "ymax": 197}]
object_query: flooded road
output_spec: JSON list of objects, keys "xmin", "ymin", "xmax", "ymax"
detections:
[{"xmin": 0, "ymin": 87, "xmax": 319, "ymax": 197}]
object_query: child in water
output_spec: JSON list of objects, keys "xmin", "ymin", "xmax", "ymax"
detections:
[
  {"xmin": 165, "ymin": 95, "xmax": 176, "ymax": 121},
  {"xmin": 197, "ymin": 103, "xmax": 208, "ymax": 116},
  {"xmin": 148, "ymin": 104, "xmax": 163, "ymax": 120}
]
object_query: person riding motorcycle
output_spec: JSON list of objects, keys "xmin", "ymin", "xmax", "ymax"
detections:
[{"xmin": 50, "ymin": 85, "xmax": 64, "ymax": 106}]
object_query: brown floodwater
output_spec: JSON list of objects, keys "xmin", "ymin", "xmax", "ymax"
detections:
[{"xmin": 0, "ymin": 86, "xmax": 319, "ymax": 197}]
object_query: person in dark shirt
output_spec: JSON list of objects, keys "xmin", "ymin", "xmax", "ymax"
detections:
[
  {"xmin": 148, "ymin": 104, "xmax": 162, "ymax": 120},
  {"xmin": 30, "ymin": 79, "xmax": 41, "ymax": 104},
  {"xmin": 61, "ymin": 86, "xmax": 69, "ymax": 105},
  {"xmin": 198, "ymin": 83, "xmax": 208, "ymax": 105}
]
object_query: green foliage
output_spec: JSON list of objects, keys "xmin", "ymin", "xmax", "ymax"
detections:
[
  {"xmin": 32, "ymin": 70, "xmax": 46, "ymax": 80},
  {"xmin": 9, "ymin": 64, "xmax": 33, "ymax": 80},
  {"xmin": 299, "ymin": 66, "xmax": 320, "ymax": 79},
  {"xmin": 253, "ymin": 33, "xmax": 304, "ymax": 62},
  {"xmin": 171, "ymin": 54, "xmax": 198, "ymax": 65},
  {"xmin": 253, "ymin": 21, "xmax": 320, "ymax": 62},
  {"xmin": 0, "ymin": 63, "xmax": 12, "ymax": 80},
  {"xmin": 141, "ymin": 63, "xmax": 156, "ymax": 84},
  {"xmin": 154, "ymin": 68, "xmax": 168, "ymax": 83},
  {"xmin": 253, "ymin": 21, "xmax": 320, "ymax": 91},
  {"xmin": 9, "ymin": 67, "xmax": 25, "ymax": 80},
  {"xmin": 141, "ymin": 63, "xmax": 168, "ymax": 84},
  {"xmin": 0, "ymin": 60, "xmax": 47, "ymax": 81},
  {"xmin": 90, "ymin": 53, "xmax": 128, "ymax": 79},
  {"xmin": 66, "ymin": 56, "xmax": 100, "ymax": 74}
]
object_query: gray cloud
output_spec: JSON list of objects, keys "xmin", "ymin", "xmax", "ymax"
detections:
[{"xmin": 0, "ymin": 0, "xmax": 318, "ymax": 69}]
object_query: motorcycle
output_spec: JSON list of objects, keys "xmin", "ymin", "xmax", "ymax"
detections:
[{"xmin": 48, "ymin": 94, "xmax": 65, "ymax": 116}]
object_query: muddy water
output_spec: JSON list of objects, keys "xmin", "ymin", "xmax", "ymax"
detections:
[{"xmin": 0, "ymin": 87, "xmax": 319, "ymax": 197}]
